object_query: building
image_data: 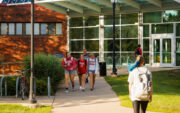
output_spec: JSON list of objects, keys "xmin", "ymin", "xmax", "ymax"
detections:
[
  {"xmin": 1, "ymin": 0, "xmax": 180, "ymax": 72},
  {"xmin": 0, "ymin": 4, "xmax": 67, "ymax": 74}
]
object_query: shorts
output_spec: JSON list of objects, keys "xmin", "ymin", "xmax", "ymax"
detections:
[
  {"xmin": 65, "ymin": 70, "xmax": 75, "ymax": 75},
  {"xmin": 88, "ymin": 70, "xmax": 95, "ymax": 74}
]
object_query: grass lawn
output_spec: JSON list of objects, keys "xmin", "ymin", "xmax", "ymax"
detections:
[
  {"xmin": 105, "ymin": 69, "xmax": 180, "ymax": 113},
  {"xmin": 0, "ymin": 104, "xmax": 51, "ymax": 113}
]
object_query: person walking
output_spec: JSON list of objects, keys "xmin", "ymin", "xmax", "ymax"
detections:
[
  {"xmin": 77, "ymin": 54, "xmax": 87, "ymax": 91},
  {"xmin": 128, "ymin": 57, "xmax": 153, "ymax": 113},
  {"xmin": 87, "ymin": 53, "xmax": 99, "ymax": 91},
  {"xmin": 62, "ymin": 52, "xmax": 76, "ymax": 93},
  {"xmin": 83, "ymin": 49, "xmax": 89, "ymax": 83}
]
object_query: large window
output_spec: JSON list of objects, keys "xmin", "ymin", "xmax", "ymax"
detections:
[
  {"xmin": 70, "ymin": 28, "xmax": 83, "ymax": 39},
  {"xmin": 16, "ymin": 23, "xmax": 22, "ymax": 35},
  {"xmin": 85, "ymin": 27, "xmax": 99, "ymax": 39},
  {"xmin": 104, "ymin": 15, "xmax": 120, "ymax": 25},
  {"xmin": 104, "ymin": 53, "xmax": 120, "ymax": 65},
  {"xmin": 143, "ymin": 12, "xmax": 162, "ymax": 23},
  {"xmin": 85, "ymin": 16, "xmax": 99, "ymax": 26},
  {"xmin": 104, "ymin": 27, "xmax": 120, "ymax": 38},
  {"xmin": 143, "ymin": 39, "xmax": 149, "ymax": 51},
  {"xmin": 121, "ymin": 39, "xmax": 138, "ymax": 51},
  {"xmin": 34, "ymin": 23, "xmax": 40, "ymax": 35},
  {"xmin": 104, "ymin": 40, "xmax": 120, "ymax": 51},
  {"xmin": 1, "ymin": 23, "xmax": 7, "ymax": 35},
  {"xmin": 9, "ymin": 23, "xmax": 15, "ymax": 35},
  {"xmin": 121, "ymin": 26, "xmax": 138, "ymax": 38},
  {"xmin": 121, "ymin": 53, "xmax": 135, "ymax": 65},
  {"xmin": 26, "ymin": 23, "xmax": 31, "ymax": 35},
  {"xmin": 164, "ymin": 10, "xmax": 180, "ymax": 22},
  {"xmin": 121, "ymin": 13, "xmax": 138, "ymax": 24},
  {"xmin": 70, "ymin": 41, "xmax": 83, "ymax": 51},
  {"xmin": 177, "ymin": 23, "xmax": 180, "ymax": 36},
  {"xmin": 176, "ymin": 39, "xmax": 180, "ymax": 66},
  {"xmin": 26, "ymin": 23, "xmax": 40, "ymax": 35},
  {"xmin": 152, "ymin": 24, "xmax": 173, "ymax": 34},
  {"xmin": 143, "ymin": 25, "xmax": 149, "ymax": 37},
  {"xmin": 85, "ymin": 40, "xmax": 99, "ymax": 51},
  {"xmin": 41, "ymin": 23, "xmax": 47, "ymax": 35},
  {"xmin": 70, "ymin": 17, "xmax": 83, "ymax": 27}
]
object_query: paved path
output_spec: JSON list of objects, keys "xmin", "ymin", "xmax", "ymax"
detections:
[{"xmin": 52, "ymin": 77, "xmax": 156, "ymax": 113}]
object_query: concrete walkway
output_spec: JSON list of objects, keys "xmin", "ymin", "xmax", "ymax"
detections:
[{"xmin": 52, "ymin": 77, "xmax": 156, "ymax": 113}]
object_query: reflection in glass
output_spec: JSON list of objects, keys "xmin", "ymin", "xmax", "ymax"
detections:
[
  {"xmin": 16, "ymin": 23, "xmax": 22, "ymax": 35},
  {"xmin": 85, "ymin": 16, "xmax": 99, "ymax": 26},
  {"xmin": 85, "ymin": 27, "xmax": 99, "ymax": 39},
  {"xmin": 154, "ymin": 39, "xmax": 160, "ymax": 63},
  {"xmin": 104, "ymin": 15, "xmax": 119, "ymax": 25},
  {"xmin": 121, "ymin": 53, "xmax": 135, "ymax": 66},
  {"xmin": 164, "ymin": 10, "xmax": 180, "ymax": 22},
  {"xmin": 121, "ymin": 39, "xmax": 138, "ymax": 51},
  {"xmin": 70, "ymin": 28, "xmax": 83, "ymax": 39},
  {"xmin": 143, "ymin": 39, "xmax": 149, "ymax": 51},
  {"xmin": 176, "ymin": 38, "xmax": 180, "ymax": 52},
  {"xmin": 41, "ymin": 23, "xmax": 47, "ymax": 35},
  {"xmin": 152, "ymin": 24, "xmax": 173, "ymax": 34},
  {"xmin": 1, "ymin": 23, "xmax": 7, "ymax": 35},
  {"xmin": 56, "ymin": 23, "xmax": 62, "ymax": 35},
  {"xmin": 162, "ymin": 39, "xmax": 171, "ymax": 63},
  {"xmin": 177, "ymin": 24, "xmax": 180, "ymax": 36},
  {"xmin": 176, "ymin": 53, "xmax": 180, "ymax": 66},
  {"xmin": 104, "ymin": 40, "xmax": 120, "ymax": 51},
  {"xmin": 85, "ymin": 40, "xmax": 99, "ymax": 51},
  {"xmin": 70, "ymin": 17, "xmax": 83, "ymax": 27},
  {"xmin": 70, "ymin": 41, "xmax": 83, "ymax": 52},
  {"xmin": 104, "ymin": 27, "xmax": 120, "ymax": 38},
  {"xmin": 143, "ymin": 12, "xmax": 162, "ymax": 23},
  {"xmin": 143, "ymin": 25, "xmax": 149, "ymax": 37},
  {"xmin": 121, "ymin": 26, "xmax": 138, "ymax": 38},
  {"xmin": 104, "ymin": 53, "xmax": 120, "ymax": 65},
  {"xmin": 121, "ymin": 13, "xmax": 138, "ymax": 24},
  {"xmin": 9, "ymin": 23, "xmax": 15, "ymax": 35},
  {"xmin": 48, "ymin": 23, "xmax": 56, "ymax": 35},
  {"xmin": 143, "ymin": 53, "xmax": 149, "ymax": 64}
]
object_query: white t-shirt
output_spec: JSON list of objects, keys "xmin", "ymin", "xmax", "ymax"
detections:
[
  {"xmin": 128, "ymin": 67, "xmax": 152, "ymax": 101},
  {"xmin": 88, "ymin": 58, "xmax": 99, "ymax": 74}
]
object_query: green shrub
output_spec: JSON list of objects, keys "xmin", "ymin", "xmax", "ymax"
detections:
[
  {"xmin": 23, "ymin": 53, "xmax": 64, "ymax": 95},
  {"xmin": 0, "ymin": 56, "xmax": 2, "ymax": 66}
]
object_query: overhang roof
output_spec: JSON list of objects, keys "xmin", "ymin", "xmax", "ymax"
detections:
[{"xmin": 1, "ymin": 0, "xmax": 180, "ymax": 17}]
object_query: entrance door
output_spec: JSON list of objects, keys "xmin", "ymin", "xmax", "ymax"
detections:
[{"xmin": 152, "ymin": 35, "xmax": 173, "ymax": 67}]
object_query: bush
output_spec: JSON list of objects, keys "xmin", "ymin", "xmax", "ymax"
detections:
[
  {"xmin": 0, "ymin": 56, "xmax": 2, "ymax": 66},
  {"xmin": 23, "ymin": 53, "xmax": 64, "ymax": 95}
]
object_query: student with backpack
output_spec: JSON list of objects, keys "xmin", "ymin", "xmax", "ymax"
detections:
[
  {"xmin": 77, "ymin": 54, "xmax": 87, "ymax": 91},
  {"xmin": 135, "ymin": 44, "xmax": 142, "ymax": 57},
  {"xmin": 62, "ymin": 52, "xmax": 76, "ymax": 93},
  {"xmin": 87, "ymin": 53, "xmax": 99, "ymax": 91},
  {"xmin": 128, "ymin": 57, "xmax": 153, "ymax": 113}
]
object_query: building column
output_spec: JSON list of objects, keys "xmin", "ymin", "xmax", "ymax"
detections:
[
  {"xmin": 138, "ymin": 12, "xmax": 143, "ymax": 50},
  {"xmin": 149, "ymin": 24, "xmax": 153, "ymax": 66},
  {"xmin": 99, "ymin": 15, "xmax": 104, "ymax": 62},
  {"xmin": 173, "ymin": 23, "xmax": 176, "ymax": 66},
  {"xmin": 67, "ymin": 15, "xmax": 70, "ymax": 52}
]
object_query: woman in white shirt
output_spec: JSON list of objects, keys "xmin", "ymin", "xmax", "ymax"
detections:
[
  {"xmin": 128, "ymin": 57, "xmax": 153, "ymax": 113},
  {"xmin": 87, "ymin": 53, "xmax": 99, "ymax": 91}
]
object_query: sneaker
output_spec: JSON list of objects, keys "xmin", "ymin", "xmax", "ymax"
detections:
[
  {"xmin": 64, "ymin": 90, "xmax": 69, "ymax": 93},
  {"xmin": 79, "ymin": 86, "xmax": 82, "ymax": 90}
]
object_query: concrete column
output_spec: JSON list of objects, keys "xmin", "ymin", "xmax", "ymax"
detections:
[
  {"xmin": 67, "ymin": 15, "xmax": 70, "ymax": 52},
  {"xmin": 99, "ymin": 15, "xmax": 104, "ymax": 62},
  {"xmin": 173, "ymin": 23, "xmax": 176, "ymax": 66},
  {"xmin": 83, "ymin": 16, "xmax": 85, "ymax": 49},
  {"xmin": 149, "ymin": 24, "xmax": 153, "ymax": 66},
  {"xmin": 138, "ymin": 12, "xmax": 143, "ymax": 50}
]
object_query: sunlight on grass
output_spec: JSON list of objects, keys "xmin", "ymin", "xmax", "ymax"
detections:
[
  {"xmin": 105, "ymin": 70, "xmax": 180, "ymax": 113},
  {"xmin": 0, "ymin": 104, "xmax": 51, "ymax": 113}
]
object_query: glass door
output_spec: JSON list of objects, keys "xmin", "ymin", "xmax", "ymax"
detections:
[{"xmin": 152, "ymin": 38, "xmax": 173, "ymax": 67}]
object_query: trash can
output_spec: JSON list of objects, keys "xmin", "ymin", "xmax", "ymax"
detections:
[{"xmin": 99, "ymin": 62, "xmax": 107, "ymax": 76}]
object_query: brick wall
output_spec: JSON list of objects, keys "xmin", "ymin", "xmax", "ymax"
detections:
[{"xmin": 0, "ymin": 5, "xmax": 67, "ymax": 75}]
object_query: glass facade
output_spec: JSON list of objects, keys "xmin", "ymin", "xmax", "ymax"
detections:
[{"xmin": 69, "ymin": 10, "xmax": 180, "ymax": 67}]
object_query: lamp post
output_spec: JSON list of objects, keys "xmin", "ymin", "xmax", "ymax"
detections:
[
  {"xmin": 29, "ymin": 0, "xmax": 37, "ymax": 104},
  {"xmin": 111, "ymin": 0, "xmax": 117, "ymax": 77}
]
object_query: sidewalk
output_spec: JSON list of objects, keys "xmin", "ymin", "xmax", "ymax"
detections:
[{"xmin": 52, "ymin": 77, "xmax": 156, "ymax": 113}]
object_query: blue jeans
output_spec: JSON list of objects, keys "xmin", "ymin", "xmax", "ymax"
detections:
[{"xmin": 65, "ymin": 70, "xmax": 75, "ymax": 75}]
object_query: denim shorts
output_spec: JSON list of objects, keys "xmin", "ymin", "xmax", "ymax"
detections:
[
  {"xmin": 65, "ymin": 70, "xmax": 75, "ymax": 75},
  {"xmin": 88, "ymin": 70, "xmax": 95, "ymax": 74}
]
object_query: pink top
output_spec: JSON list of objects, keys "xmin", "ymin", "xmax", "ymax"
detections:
[{"xmin": 62, "ymin": 57, "xmax": 76, "ymax": 71}]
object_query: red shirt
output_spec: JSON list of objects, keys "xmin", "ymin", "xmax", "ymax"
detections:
[
  {"xmin": 62, "ymin": 57, "xmax": 76, "ymax": 71},
  {"xmin": 77, "ymin": 60, "xmax": 87, "ymax": 74}
]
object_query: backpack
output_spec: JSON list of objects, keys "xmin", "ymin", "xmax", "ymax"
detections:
[
  {"xmin": 134, "ymin": 68, "xmax": 151, "ymax": 101},
  {"xmin": 78, "ymin": 60, "xmax": 87, "ymax": 70}
]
